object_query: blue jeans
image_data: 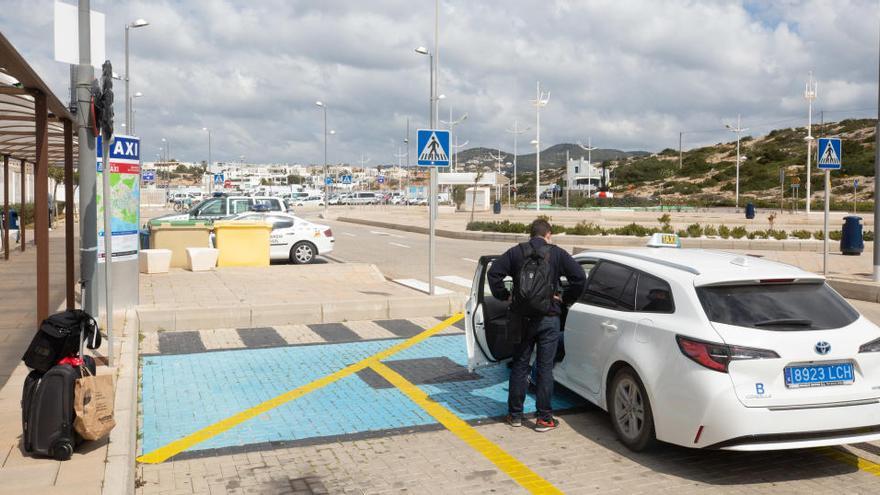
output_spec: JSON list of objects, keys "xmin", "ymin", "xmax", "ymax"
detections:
[{"xmin": 508, "ymin": 316, "xmax": 560, "ymax": 421}]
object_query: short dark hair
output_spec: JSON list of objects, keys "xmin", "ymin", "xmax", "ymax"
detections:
[{"xmin": 530, "ymin": 219, "xmax": 552, "ymax": 238}]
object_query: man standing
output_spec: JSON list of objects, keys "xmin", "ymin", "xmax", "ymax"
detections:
[{"xmin": 488, "ymin": 218, "xmax": 586, "ymax": 432}]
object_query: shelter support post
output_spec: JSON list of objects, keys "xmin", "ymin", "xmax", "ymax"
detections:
[
  {"xmin": 64, "ymin": 118, "xmax": 74, "ymax": 309},
  {"xmin": 34, "ymin": 91, "xmax": 49, "ymax": 323},
  {"xmin": 20, "ymin": 160, "xmax": 25, "ymax": 251},
  {"xmin": 3, "ymin": 154, "xmax": 8, "ymax": 260}
]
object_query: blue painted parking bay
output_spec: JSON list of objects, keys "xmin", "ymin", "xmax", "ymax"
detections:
[{"xmin": 140, "ymin": 334, "xmax": 586, "ymax": 459}]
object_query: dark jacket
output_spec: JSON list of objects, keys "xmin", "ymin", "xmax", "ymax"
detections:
[{"xmin": 487, "ymin": 237, "xmax": 587, "ymax": 315}]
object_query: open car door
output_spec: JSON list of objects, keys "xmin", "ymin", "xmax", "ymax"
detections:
[{"xmin": 466, "ymin": 255, "xmax": 516, "ymax": 372}]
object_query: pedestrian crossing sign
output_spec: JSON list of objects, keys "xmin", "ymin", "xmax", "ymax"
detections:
[
  {"xmin": 417, "ymin": 129, "xmax": 450, "ymax": 166},
  {"xmin": 817, "ymin": 137, "xmax": 842, "ymax": 170}
]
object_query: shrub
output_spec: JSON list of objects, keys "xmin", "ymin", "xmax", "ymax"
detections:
[
  {"xmin": 615, "ymin": 223, "xmax": 653, "ymax": 237},
  {"xmin": 731, "ymin": 226, "xmax": 748, "ymax": 239},
  {"xmin": 769, "ymin": 229, "xmax": 788, "ymax": 240},
  {"xmin": 568, "ymin": 221, "xmax": 604, "ymax": 236},
  {"xmin": 791, "ymin": 230, "xmax": 812, "ymax": 240},
  {"xmin": 829, "ymin": 230, "xmax": 842, "ymax": 241},
  {"xmin": 866, "ymin": 230, "xmax": 875, "ymax": 241},
  {"xmin": 686, "ymin": 223, "xmax": 703, "ymax": 238},
  {"xmin": 657, "ymin": 213, "xmax": 671, "ymax": 226},
  {"xmin": 718, "ymin": 225, "xmax": 731, "ymax": 239},
  {"xmin": 703, "ymin": 225, "xmax": 718, "ymax": 237},
  {"xmin": 814, "ymin": 230, "xmax": 824, "ymax": 240},
  {"xmin": 676, "ymin": 229, "xmax": 689, "ymax": 238}
]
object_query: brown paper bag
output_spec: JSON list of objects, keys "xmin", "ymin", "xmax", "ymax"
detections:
[{"xmin": 74, "ymin": 368, "xmax": 116, "ymax": 441}]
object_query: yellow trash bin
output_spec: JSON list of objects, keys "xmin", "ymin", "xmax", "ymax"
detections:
[
  {"xmin": 213, "ymin": 221, "xmax": 272, "ymax": 267},
  {"xmin": 148, "ymin": 220, "xmax": 212, "ymax": 268}
]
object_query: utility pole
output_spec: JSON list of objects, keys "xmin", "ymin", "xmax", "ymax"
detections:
[
  {"xmin": 578, "ymin": 138, "xmax": 597, "ymax": 198},
  {"xmin": 726, "ymin": 115, "xmax": 748, "ymax": 212},
  {"xmin": 805, "ymin": 72, "xmax": 818, "ymax": 215},
  {"xmin": 679, "ymin": 132, "xmax": 683, "ymax": 169},
  {"xmin": 565, "ymin": 150, "xmax": 570, "ymax": 209},
  {"xmin": 405, "ymin": 118, "xmax": 410, "ymax": 199},
  {"xmin": 874, "ymin": 25, "xmax": 880, "ymax": 281},
  {"xmin": 531, "ymin": 82, "xmax": 550, "ymax": 211},
  {"xmin": 77, "ymin": 0, "xmax": 98, "ymax": 318},
  {"xmin": 505, "ymin": 119, "xmax": 529, "ymax": 206}
]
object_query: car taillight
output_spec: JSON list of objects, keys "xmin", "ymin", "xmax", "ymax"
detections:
[
  {"xmin": 324, "ymin": 229, "xmax": 333, "ymax": 237},
  {"xmin": 859, "ymin": 336, "xmax": 880, "ymax": 353},
  {"xmin": 676, "ymin": 335, "xmax": 779, "ymax": 373}
]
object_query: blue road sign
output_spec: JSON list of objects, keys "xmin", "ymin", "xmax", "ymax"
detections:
[
  {"xmin": 324, "ymin": 176, "xmax": 333, "ymax": 185},
  {"xmin": 417, "ymin": 129, "xmax": 450, "ymax": 166},
  {"xmin": 342, "ymin": 175, "xmax": 353, "ymax": 185},
  {"xmin": 213, "ymin": 173, "xmax": 224, "ymax": 185},
  {"xmin": 377, "ymin": 176, "xmax": 385, "ymax": 184},
  {"xmin": 817, "ymin": 137, "xmax": 842, "ymax": 170},
  {"xmin": 142, "ymin": 170, "xmax": 155, "ymax": 182}
]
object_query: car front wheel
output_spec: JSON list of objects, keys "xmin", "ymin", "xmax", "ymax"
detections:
[
  {"xmin": 290, "ymin": 241, "xmax": 317, "ymax": 264},
  {"xmin": 608, "ymin": 367, "xmax": 657, "ymax": 452}
]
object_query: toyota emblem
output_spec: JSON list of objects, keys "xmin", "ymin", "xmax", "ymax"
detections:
[{"xmin": 815, "ymin": 341, "xmax": 831, "ymax": 355}]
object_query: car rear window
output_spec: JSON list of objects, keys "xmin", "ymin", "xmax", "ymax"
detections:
[{"xmin": 696, "ymin": 283, "xmax": 859, "ymax": 331}]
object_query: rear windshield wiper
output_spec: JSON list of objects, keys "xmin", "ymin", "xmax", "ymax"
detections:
[{"xmin": 753, "ymin": 318, "xmax": 813, "ymax": 327}]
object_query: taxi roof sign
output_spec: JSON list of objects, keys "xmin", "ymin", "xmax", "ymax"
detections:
[{"xmin": 647, "ymin": 233, "xmax": 681, "ymax": 248}]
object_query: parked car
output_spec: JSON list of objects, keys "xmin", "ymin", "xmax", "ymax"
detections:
[
  {"xmin": 229, "ymin": 212, "xmax": 333, "ymax": 264},
  {"xmin": 466, "ymin": 238, "xmax": 880, "ymax": 452},
  {"xmin": 294, "ymin": 196, "xmax": 325, "ymax": 207},
  {"xmin": 156, "ymin": 196, "xmax": 288, "ymax": 222},
  {"xmin": 344, "ymin": 192, "xmax": 381, "ymax": 205},
  {"xmin": 328, "ymin": 194, "xmax": 349, "ymax": 205}
]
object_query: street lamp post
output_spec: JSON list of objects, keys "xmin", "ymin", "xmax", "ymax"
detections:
[
  {"xmin": 416, "ymin": 41, "xmax": 441, "ymax": 294},
  {"xmin": 531, "ymin": 82, "xmax": 550, "ymax": 211},
  {"xmin": 316, "ymin": 101, "xmax": 328, "ymax": 216},
  {"xmin": 578, "ymin": 137, "xmax": 597, "ymax": 199},
  {"xmin": 124, "ymin": 18, "xmax": 149, "ymax": 131},
  {"xmin": 804, "ymin": 73, "xmax": 818, "ymax": 215},
  {"xmin": 129, "ymin": 91, "xmax": 143, "ymax": 134},
  {"xmin": 505, "ymin": 120, "xmax": 529, "ymax": 206},
  {"xmin": 726, "ymin": 115, "xmax": 748, "ymax": 212},
  {"xmin": 202, "ymin": 127, "xmax": 212, "ymax": 193},
  {"xmin": 441, "ymin": 109, "xmax": 467, "ymax": 171}
]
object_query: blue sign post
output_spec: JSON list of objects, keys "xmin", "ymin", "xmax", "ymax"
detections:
[
  {"xmin": 142, "ymin": 170, "xmax": 155, "ymax": 182},
  {"xmin": 417, "ymin": 129, "xmax": 450, "ymax": 166},
  {"xmin": 817, "ymin": 137, "xmax": 843, "ymax": 276},
  {"xmin": 341, "ymin": 175, "xmax": 352, "ymax": 185},
  {"xmin": 213, "ymin": 173, "xmax": 224, "ymax": 185},
  {"xmin": 324, "ymin": 176, "xmax": 333, "ymax": 185},
  {"xmin": 377, "ymin": 176, "xmax": 385, "ymax": 184}
]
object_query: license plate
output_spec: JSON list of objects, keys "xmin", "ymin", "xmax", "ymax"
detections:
[{"xmin": 784, "ymin": 362, "xmax": 855, "ymax": 388}]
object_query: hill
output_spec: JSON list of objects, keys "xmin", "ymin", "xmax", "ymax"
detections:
[
  {"xmin": 605, "ymin": 118, "xmax": 877, "ymax": 205},
  {"xmin": 453, "ymin": 144, "xmax": 647, "ymax": 170}
]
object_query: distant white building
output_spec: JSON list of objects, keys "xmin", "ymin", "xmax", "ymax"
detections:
[{"xmin": 566, "ymin": 157, "xmax": 610, "ymax": 194}]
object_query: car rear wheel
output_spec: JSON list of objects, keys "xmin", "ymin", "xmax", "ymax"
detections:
[
  {"xmin": 608, "ymin": 367, "xmax": 657, "ymax": 452},
  {"xmin": 290, "ymin": 241, "xmax": 316, "ymax": 264}
]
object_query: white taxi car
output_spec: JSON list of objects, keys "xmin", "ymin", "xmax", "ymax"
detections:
[
  {"xmin": 230, "ymin": 212, "xmax": 333, "ymax": 264},
  {"xmin": 466, "ymin": 237, "xmax": 880, "ymax": 451}
]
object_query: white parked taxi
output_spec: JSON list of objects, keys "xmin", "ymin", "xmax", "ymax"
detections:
[
  {"xmin": 466, "ymin": 234, "xmax": 880, "ymax": 451},
  {"xmin": 230, "ymin": 212, "xmax": 333, "ymax": 264}
]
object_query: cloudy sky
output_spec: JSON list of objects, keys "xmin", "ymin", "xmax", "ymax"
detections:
[{"xmin": 1, "ymin": 0, "xmax": 877, "ymax": 165}]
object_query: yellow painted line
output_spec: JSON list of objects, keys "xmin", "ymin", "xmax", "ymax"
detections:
[
  {"xmin": 137, "ymin": 313, "xmax": 464, "ymax": 464},
  {"xmin": 820, "ymin": 446, "xmax": 880, "ymax": 477},
  {"xmin": 369, "ymin": 360, "xmax": 564, "ymax": 495}
]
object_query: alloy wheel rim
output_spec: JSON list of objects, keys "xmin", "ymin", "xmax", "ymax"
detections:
[
  {"xmin": 613, "ymin": 377, "xmax": 645, "ymax": 440},
  {"xmin": 295, "ymin": 245, "xmax": 313, "ymax": 263}
]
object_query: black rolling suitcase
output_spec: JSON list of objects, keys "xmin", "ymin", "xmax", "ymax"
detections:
[
  {"xmin": 20, "ymin": 309, "xmax": 100, "ymax": 460},
  {"xmin": 21, "ymin": 356, "xmax": 96, "ymax": 460}
]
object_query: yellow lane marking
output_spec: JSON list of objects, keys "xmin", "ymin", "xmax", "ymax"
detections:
[
  {"xmin": 369, "ymin": 361, "xmax": 564, "ymax": 495},
  {"xmin": 820, "ymin": 446, "xmax": 880, "ymax": 477},
  {"xmin": 137, "ymin": 313, "xmax": 464, "ymax": 464}
]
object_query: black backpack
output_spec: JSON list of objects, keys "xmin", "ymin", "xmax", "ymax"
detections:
[
  {"xmin": 513, "ymin": 242, "xmax": 556, "ymax": 316},
  {"xmin": 22, "ymin": 310, "xmax": 100, "ymax": 373}
]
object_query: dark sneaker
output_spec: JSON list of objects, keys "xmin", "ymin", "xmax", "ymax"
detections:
[
  {"xmin": 534, "ymin": 417, "xmax": 559, "ymax": 432},
  {"xmin": 505, "ymin": 414, "xmax": 523, "ymax": 427}
]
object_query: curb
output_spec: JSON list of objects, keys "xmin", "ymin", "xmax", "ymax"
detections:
[
  {"xmin": 336, "ymin": 216, "xmax": 869, "ymax": 253},
  {"xmin": 136, "ymin": 294, "xmax": 467, "ymax": 332},
  {"xmin": 102, "ymin": 309, "xmax": 138, "ymax": 495}
]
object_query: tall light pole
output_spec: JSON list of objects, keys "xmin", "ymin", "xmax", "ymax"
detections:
[
  {"xmin": 129, "ymin": 91, "xmax": 143, "ymax": 134},
  {"xmin": 124, "ymin": 18, "xmax": 149, "ymax": 131},
  {"xmin": 202, "ymin": 127, "xmax": 212, "ymax": 193},
  {"xmin": 161, "ymin": 138, "xmax": 167, "ymax": 162},
  {"xmin": 578, "ymin": 137, "xmax": 597, "ymax": 198},
  {"xmin": 441, "ymin": 109, "xmax": 467, "ymax": 171},
  {"xmin": 506, "ymin": 119, "xmax": 530, "ymax": 205},
  {"xmin": 316, "ymin": 101, "xmax": 328, "ymax": 216},
  {"xmin": 531, "ymin": 82, "xmax": 550, "ymax": 211},
  {"xmin": 804, "ymin": 72, "xmax": 818, "ymax": 214},
  {"xmin": 726, "ymin": 115, "xmax": 748, "ymax": 212}
]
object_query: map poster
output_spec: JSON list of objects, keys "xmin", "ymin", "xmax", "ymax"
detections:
[{"xmin": 97, "ymin": 135, "xmax": 141, "ymax": 263}]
